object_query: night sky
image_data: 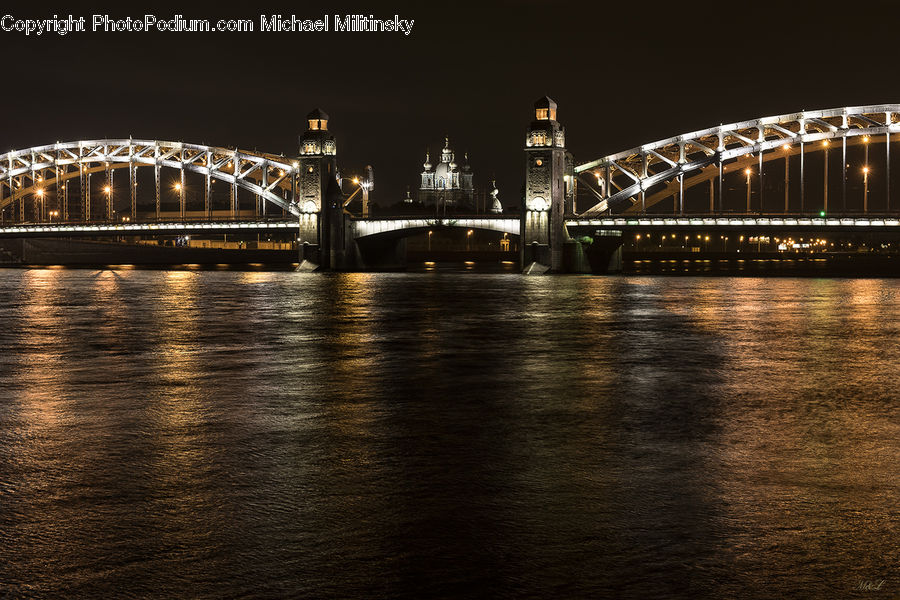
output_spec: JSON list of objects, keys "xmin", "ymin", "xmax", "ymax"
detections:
[{"xmin": 2, "ymin": 0, "xmax": 899, "ymax": 205}]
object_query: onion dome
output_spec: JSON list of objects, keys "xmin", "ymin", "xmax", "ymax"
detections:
[
  {"xmin": 440, "ymin": 136, "xmax": 454, "ymax": 163},
  {"xmin": 490, "ymin": 179, "xmax": 502, "ymax": 214}
]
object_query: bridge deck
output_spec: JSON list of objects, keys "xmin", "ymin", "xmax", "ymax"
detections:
[
  {"xmin": 567, "ymin": 215, "xmax": 900, "ymax": 231},
  {"xmin": 0, "ymin": 220, "xmax": 297, "ymax": 238},
  {"xmin": 5, "ymin": 214, "xmax": 900, "ymax": 240}
]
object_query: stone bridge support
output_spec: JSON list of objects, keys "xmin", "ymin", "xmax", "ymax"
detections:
[{"xmin": 521, "ymin": 97, "xmax": 596, "ymax": 273}]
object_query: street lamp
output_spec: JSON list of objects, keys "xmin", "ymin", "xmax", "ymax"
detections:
[
  {"xmin": 174, "ymin": 181, "xmax": 184, "ymax": 220},
  {"xmin": 103, "ymin": 184, "xmax": 113, "ymax": 221},
  {"xmin": 863, "ymin": 166, "xmax": 869, "ymax": 212},
  {"xmin": 822, "ymin": 140, "xmax": 829, "ymax": 213},
  {"xmin": 783, "ymin": 144, "xmax": 791, "ymax": 213},
  {"xmin": 35, "ymin": 188, "xmax": 45, "ymax": 221},
  {"xmin": 345, "ymin": 167, "xmax": 374, "ymax": 218},
  {"xmin": 466, "ymin": 229, "xmax": 473, "ymax": 251},
  {"xmin": 863, "ymin": 136, "xmax": 870, "ymax": 214},
  {"xmin": 744, "ymin": 167, "xmax": 752, "ymax": 212},
  {"xmin": 351, "ymin": 176, "xmax": 373, "ymax": 218}
]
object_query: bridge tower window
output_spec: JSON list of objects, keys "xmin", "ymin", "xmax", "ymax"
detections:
[
  {"xmin": 305, "ymin": 108, "xmax": 329, "ymax": 132},
  {"xmin": 535, "ymin": 107, "xmax": 557, "ymax": 121}
]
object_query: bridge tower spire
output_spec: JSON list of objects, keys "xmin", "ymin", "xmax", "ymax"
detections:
[
  {"xmin": 522, "ymin": 96, "xmax": 574, "ymax": 271},
  {"xmin": 297, "ymin": 108, "xmax": 340, "ymax": 266}
]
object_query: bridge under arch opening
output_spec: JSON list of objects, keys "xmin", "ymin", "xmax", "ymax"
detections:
[{"xmin": 351, "ymin": 217, "xmax": 520, "ymax": 241}]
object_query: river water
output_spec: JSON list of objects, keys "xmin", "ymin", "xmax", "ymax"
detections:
[{"xmin": 0, "ymin": 269, "xmax": 897, "ymax": 599}]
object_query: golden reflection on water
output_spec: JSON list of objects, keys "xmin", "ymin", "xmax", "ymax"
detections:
[
  {"xmin": 149, "ymin": 270, "xmax": 205, "ymax": 402},
  {"xmin": 647, "ymin": 277, "xmax": 900, "ymax": 592},
  {"xmin": 15, "ymin": 269, "xmax": 74, "ymax": 403},
  {"xmin": 3, "ymin": 270, "xmax": 899, "ymax": 598},
  {"xmin": 303, "ymin": 273, "xmax": 387, "ymax": 542},
  {"xmin": 237, "ymin": 270, "xmax": 277, "ymax": 285},
  {"xmin": 145, "ymin": 271, "xmax": 213, "ymax": 497},
  {"xmin": 326, "ymin": 273, "xmax": 379, "ymax": 446},
  {"xmin": 12, "ymin": 270, "xmax": 71, "ymax": 446}
]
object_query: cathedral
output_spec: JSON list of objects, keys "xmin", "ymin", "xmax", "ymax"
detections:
[{"xmin": 417, "ymin": 137, "xmax": 474, "ymax": 208}]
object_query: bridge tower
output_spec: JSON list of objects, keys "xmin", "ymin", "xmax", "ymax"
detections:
[
  {"xmin": 522, "ymin": 96, "xmax": 574, "ymax": 271},
  {"xmin": 297, "ymin": 108, "xmax": 339, "ymax": 265}
]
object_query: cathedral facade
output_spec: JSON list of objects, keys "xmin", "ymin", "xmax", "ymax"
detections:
[{"xmin": 417, "ymin": 137, "xmax": 474, "ymax": 208}]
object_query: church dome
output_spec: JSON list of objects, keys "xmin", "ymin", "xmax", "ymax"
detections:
[{"xmin": 434, "ymin": 162, "xmax": 450, "ymax": 183}]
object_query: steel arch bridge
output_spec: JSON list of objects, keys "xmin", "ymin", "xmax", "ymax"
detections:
[
  {"xmin": 575, "ymin": 104, "xmax": 900, "ymax": 216},
  {"xmin": 0, "ymin": 139, "xmax": 302, "ymax": 222}
]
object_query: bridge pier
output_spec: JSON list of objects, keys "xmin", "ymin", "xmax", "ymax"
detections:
[
  {"xmin": 353, "ymin": 235, "xmax": 408, "ymax": 270},
  {"xmin": 322, "ymin": 184, "xmax": 354, "ymax": 270},
  {"xmin": 295, "ymin": 109, "xmax": 340, "ymax": 270},
  {"xmin": 297, "ymin": 213, "xmax": 319, "ymax": 264},
  {"xmin": 521, "ymin": 97, "xmax": 587, "ymax": 273},
  {"xmin": 575, "ymin": 234, "xmax": 623, "ymax": 273}
]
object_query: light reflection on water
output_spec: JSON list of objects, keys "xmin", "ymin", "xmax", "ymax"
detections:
[{"xmin": 0, "ymin": 270, "xmax": 898, "ymax": 598}]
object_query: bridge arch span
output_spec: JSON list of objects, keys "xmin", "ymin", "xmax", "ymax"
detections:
[
  {"xmin": 351, "ymin": 217, "xmax": 521, "ymax": 241},
  {"xmin": 0, "ymin": 139, "xmax": 301, "ymax": 219},
  {"xmin": 576, "ymin": 104, "xmax": 900, "ymax": 215}
]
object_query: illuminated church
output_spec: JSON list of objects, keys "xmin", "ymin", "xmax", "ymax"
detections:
[{"xmin": 418, "ymin": 137, "xmax": 474, "ymax": 208}]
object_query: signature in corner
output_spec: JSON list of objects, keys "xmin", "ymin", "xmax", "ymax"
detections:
[{"xmin": 856, "ymin": 579, "xmax": 886, "ymax": 591}]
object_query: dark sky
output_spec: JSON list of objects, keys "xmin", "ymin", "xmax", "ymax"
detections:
[{"xmin": 2, "ymin": 0, "xmax": 899, "ymax": 205}]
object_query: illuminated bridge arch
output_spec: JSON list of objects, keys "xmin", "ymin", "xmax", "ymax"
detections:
[
  {"xmin": 352, "ymin": 217, "xmax": 521, "ymax": 240},
  {"xmin": 0, "ymin": 139, "xmax": 301, "ymax": 221},
  {"xmin": 576, "ymin": 105, "xmax": 900, "ymax": 215}
]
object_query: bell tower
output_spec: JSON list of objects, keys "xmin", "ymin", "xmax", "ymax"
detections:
[
  {"xmin": 297, "ymin": 108, "xmax": 337, "ymax": 213},
  {"xmin": 296, "ymin": 108, "xmax": 339, "ymax": 263},
  {"xmin": 522, "ymin": 96, "xmax": 572, "ymax": 271}
]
